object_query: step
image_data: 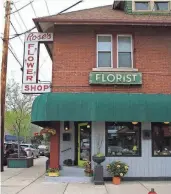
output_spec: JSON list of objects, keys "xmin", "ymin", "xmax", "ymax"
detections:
[{"xmin": 45, "ymin": 176, "xmax": 93, "ymax": 183}]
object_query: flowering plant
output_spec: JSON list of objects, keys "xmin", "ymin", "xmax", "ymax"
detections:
[
  {"xmin": 83, "ymin": 161, "xmax": 93, "ymax": 176},
  {"xmin": 46, "ymin": 168, "xmax": 59, "ymax": 173},
  {"xmin": 84, "ymin": 161, "xmax": 91, "ymax": 173},
  {"xmin": 106, "ymin": 161, "xmax": 129, "ymax": 177},
  {"xmin": 40, "ymin": 128, "xmax": 56, "ymax": 136}
]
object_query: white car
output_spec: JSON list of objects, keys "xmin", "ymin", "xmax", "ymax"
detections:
[
  {"xmin": 38, "ymin": 145, "xmax": 49, "ymax": 156},
  {"xmin": 20, "ymin": 144, "xmax": 39, "ymax": 158}
]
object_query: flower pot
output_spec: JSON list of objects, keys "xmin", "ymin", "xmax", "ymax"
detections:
[
  {"xmin": 48, "ymin": 172, "xmax": 60, "ymax": 177},
  {"xmin": 112, "ymin": 177, "xmax": 121, "ymax": 185},
  {"xmin": 92, "ymin": 156, "xmax": 105, "ymax": 164}
]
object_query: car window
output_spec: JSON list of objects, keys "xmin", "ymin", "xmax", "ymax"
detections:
[
  {"xmin": 30, "ymin": 145, "xmax": 34, "ymax": 148},
  {"xmin": 21, "ymin": 145, "xmax": 29, "ymax": 148}
]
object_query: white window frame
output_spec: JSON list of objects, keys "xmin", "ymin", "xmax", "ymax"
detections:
[
  {"xmin": 96, "ymin": 34, "xmax": 113, "ymax": 68},
  {"xmin": 117, "ymin": 35, "xmax": 133, "ymax": 69},
  {"xmin": 153, "ymin": 1, "xmax": 170, "ymax": 12}
]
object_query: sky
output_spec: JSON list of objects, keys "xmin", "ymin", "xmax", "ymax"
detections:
[{"xmin": 0, "ymin": 0, "xmax": 114, "ymax": 84}]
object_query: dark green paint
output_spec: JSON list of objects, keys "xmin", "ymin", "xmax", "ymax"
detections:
[
  {"xmin": 124, "ymin": 0, "xmax": 132, "ymax": 14},
  {"xmin": 31, "ymin": 93, "xmax": 171, "ymax": 126}
]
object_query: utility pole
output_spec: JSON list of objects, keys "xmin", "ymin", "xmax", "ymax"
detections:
[{"xmin": 1, "ymin": 0, "xmax": 11, "ymax": 172}]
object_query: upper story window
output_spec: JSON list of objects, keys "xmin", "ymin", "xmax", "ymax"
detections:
[
  {"xmin": 135, "ymin": 2, "xmax": 150, "ymax": 10},
  {"xmin": 154, "ymin": 2, "xmax": 169, "ymax": 11},
  {"xmin": 97, "ymin": 35, "xmax": 112, "ymax": 68},
  {"xmin": 117, "ymin": 35, "xmax": 133, "ymax": 68}
]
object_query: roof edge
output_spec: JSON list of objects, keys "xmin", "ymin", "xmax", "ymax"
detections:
[{"xmin": 33, "ymin": 18, "xmax": 171, "ymax": 26}]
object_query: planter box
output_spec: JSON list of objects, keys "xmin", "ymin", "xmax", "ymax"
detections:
[
  {"xmin": 48, "ymin": 172, "xmax": 60, "ymax": 177},
  {"xmin": 7, "ymin": 157, "xmax": 33, "ymax": 168}
]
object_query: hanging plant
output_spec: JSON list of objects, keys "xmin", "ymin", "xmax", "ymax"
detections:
[{"xmin": 40, "ymin": 128, "xmax": 56, "ymax": 136}]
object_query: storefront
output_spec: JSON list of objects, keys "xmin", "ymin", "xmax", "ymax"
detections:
[{"xmin": 31, "ymin": 92, "xmax": 171, "ymax": 179}]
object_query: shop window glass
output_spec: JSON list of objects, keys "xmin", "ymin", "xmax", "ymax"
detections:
[
  {"xmin": 118, "ymin": 36, "xmax": 132, "ymax": 68},
  {"xmin": 154, "ymin": 2, "xmax": 169, "ymax": 11},
  {"xmin": 106, "ymin": 122, "xmax": 141, "ymax": 157},
  {"xmin": 152, "ymin": 123, "xmax": 171, "ymax": 156}
]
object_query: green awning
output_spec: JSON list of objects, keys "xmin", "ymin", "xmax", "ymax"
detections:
[{"xmin": 31, "ymin": 93, "xmax": 171, "ymax": 126}]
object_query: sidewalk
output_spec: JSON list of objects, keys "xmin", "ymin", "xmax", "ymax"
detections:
[
  {"xmin": 1, "ymin": 157, "xmax": 46, "ymax": 194},
  {"xmin": 1, "ymin": 157, "xmax": 171, "ymax": 194}
]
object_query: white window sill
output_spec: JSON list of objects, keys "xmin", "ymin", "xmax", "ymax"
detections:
[{"xmin": 92, "ymin": 68, "xmax": 138, "ymax": 72}]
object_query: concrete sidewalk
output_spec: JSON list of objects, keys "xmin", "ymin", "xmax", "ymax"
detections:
[
  {"xmin": 1, "ymin": 157, "xmax": 171, "ymax": 194},
  {"xmin": 1, "ymin": 157, "xmax": 46, "ymax": 194}
]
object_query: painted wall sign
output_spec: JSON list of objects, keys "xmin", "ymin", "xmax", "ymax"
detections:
[
  {"xmin": 23, "ymin": 42, "xmax": 39, "ymax": 84},
  {"xmin": 25, "ymin": 32, "xmax": 53, "ymax": 42},
  {"xmin": 89, "ymin": 72, "xmax": 142, "ymax": 85},
  {"xmin": 22, "ymin": 83, "xmax": 51, "ymax": 94}
]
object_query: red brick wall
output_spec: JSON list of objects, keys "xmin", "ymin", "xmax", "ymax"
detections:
[
  {"xmin": 52, "ymin": 25, "xmax": 171, "ymax": 94},
  {"xmin": 50, "ymin": 122, "xmax": 60, "ymax": 168}
]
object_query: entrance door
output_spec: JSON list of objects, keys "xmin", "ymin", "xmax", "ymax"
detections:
[{"xmin": 77, "ymin": 122, "xmax": 91, "ymax": 167}]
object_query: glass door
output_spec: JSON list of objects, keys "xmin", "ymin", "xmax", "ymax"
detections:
[{"xmin": 78, "ymin": 122, "xmax": 91, "ymax": 167}]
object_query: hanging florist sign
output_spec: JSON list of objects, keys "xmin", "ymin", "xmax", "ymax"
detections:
[
  {"xmin": 23, "ymin": 42, "xmax": 39, "ymax": 84},
  {"xmin": 25, "ymin": 32, "xmax": 53, "ymax": 42},
  {"xmin": 22, "ymin": 32, "xmax": 53, "ymax": 94},
  {"xmin": 22, "ymin": 83, "xmax": 51, "ymax": 94}
]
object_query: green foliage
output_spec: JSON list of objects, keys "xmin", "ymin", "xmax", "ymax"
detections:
[
  {"xmin": 106, "ymin": 161, "xmax": 129, "ymax": 177},
  {"xmin": 44, "ymin": 133, "xmax": 51, "ymax": 143},
  {"xmin": 5, "ymin": 111, "xmax": 31, "ymax": 139},
  {"xmin": 5, "ymin": 79, "xmax": 34, "ymax": 140}
]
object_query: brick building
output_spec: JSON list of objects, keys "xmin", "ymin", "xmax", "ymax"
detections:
[{"xmin": 31, "ymin": 1, "xmax": 171, "ymax": 179}]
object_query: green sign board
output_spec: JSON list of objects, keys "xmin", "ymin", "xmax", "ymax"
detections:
[{"xmin": 89, "ymin": 72, "xmax": 142, "ymax": 85}]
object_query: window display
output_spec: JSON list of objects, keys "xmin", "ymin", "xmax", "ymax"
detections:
[
  {"xmin": 106, "ymin": 122, "xmax": 141, "ymax": 157},
  {"xmin": 152, "ymin": 123, "xmax": 171, "ymax": 156}
]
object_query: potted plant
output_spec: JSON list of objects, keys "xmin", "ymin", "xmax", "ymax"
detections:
[
  {"xmin": 84, "ymin": 161, "xmax": 93, "ymax": 177},
  {"xmin": 92, "ymin": 135, "xmax": 105, "ymax": 164},
  {"xmin": 106, "ymin": 161, "xmax": 129, "ymax": 185},
  {"xmin": 46, "ymin": 168, "xmax": 60, "ymax": 177},
  {"xmin": 93, "ymin": 135, "xmax": 105, "ymax": 185},
  {"xmin": 92, "ymin": 153, "xmax": 105, "ymax": 164}
]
